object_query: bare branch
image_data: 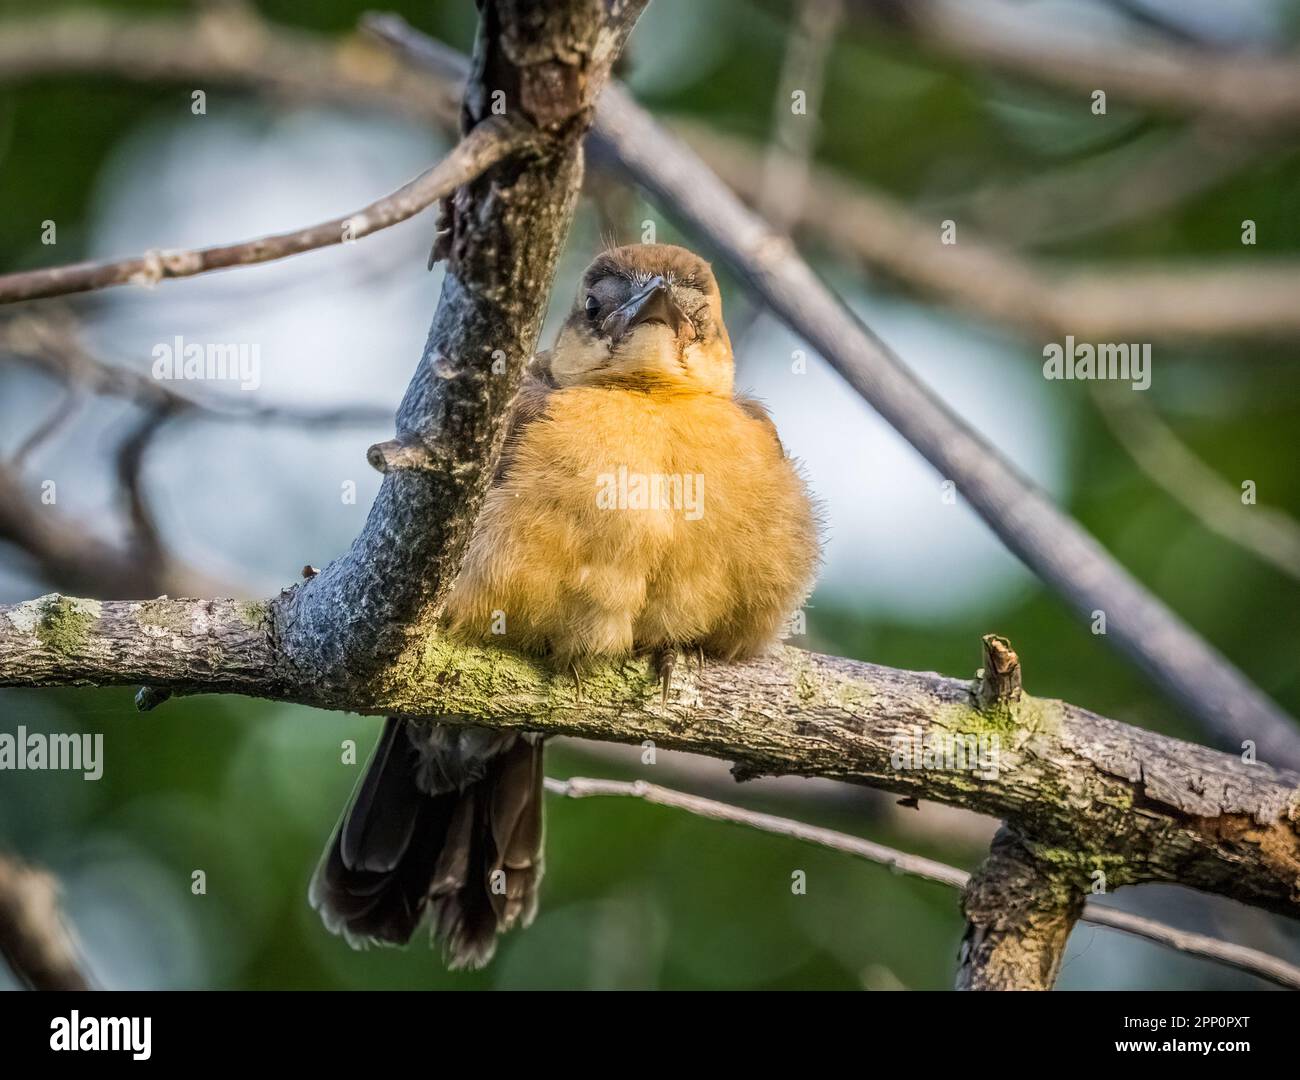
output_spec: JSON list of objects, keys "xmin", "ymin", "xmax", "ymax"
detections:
[
  {"xmin": 956, "ymin": 826, "xmax": 1083, "ymax": 990},
  {"xmin": 0, "ymin": 311, "xmax": 394, "ymax": 600},
  {"xmin": 3, "ymin": 598, "xmax": 1298, "ymax": 925},
  {"xmin": 1, "ymin": 311, "xmax": 392, "ymax": 429},
  {"xmin": 357, "ymin": 14, "xmax": 1300, "ymax": 764},
  {"xmin": 0, "ymin": 7, "xmax": 458, "ymax": 128},
  {"xmin": 114, "ymin": 402, "xmax": 182, "ymax": 562},
  {"xmin": 544, "ymin": 774, "xmax": 970, "ymax": 886},
  {"xmin": 758, "ymin": 0, "xmax": 842, "ymax": 232},
  {"xmin": 0, "ymin": 466, "xmax": 227, "ymax": 600},
  {"xmin": 4, "ymin": 11, "xmax": 1297, "ymax": 341},
  {"xmin": 11, "ymin": 382, "xmax": 84, "ymax": 468},
  {"xmin": 2, "ymin": 3, "xmax": 1297, "ymax": 992},
  {"xmin": 545, "ymin": 775, "xmax": 1300, "ymax": 989},
  {"xmin": 940, "ymin": 125, "xmax": 1258, "ymax": 250},
  {"xmin": 0, "ymin": 119, "xmax": 527, "ymax": 304},
  {"xmin": 679, "ymin": 123, "xmax": 1300, "ymax": 343},
  {"xmin": 0, "ymin": 853, "xmax": 92, "ymax": 991}
]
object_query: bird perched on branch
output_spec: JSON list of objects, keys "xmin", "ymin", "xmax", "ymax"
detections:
[{"xmin": 311, "ymin": 243, "xmax": 819, "ymax": 969}]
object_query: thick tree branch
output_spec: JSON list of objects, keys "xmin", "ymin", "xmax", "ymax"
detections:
[
  {"xmin": 359, "ymin": 15, "xmax": 1300, "ymax": 767},
  {"xmin": 545, "ymin": 775, "xmax": 1300, "ymax": 989},
  {"xmin": 2, "ymin": 4, "xmax": 1298, "ymax": 992},
  {"xmin": 275, "ymin": 0, "xmax": 647, "ymax": 694},
  {"xmin": 3, "ymin": 597, "xmax": 1298, "ymax": 926},
  {"xmin": 0, "ymin": 119, "xmax": 526, "ymax": 303},
  {"xmin": 955, "ymin": 826, "xmax": 1083, "ymax": 990}
]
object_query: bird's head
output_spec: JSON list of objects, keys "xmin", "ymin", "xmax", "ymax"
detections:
[{"xmin": 548, "ymin": 244, "xmax": 733, "ymax": 394}]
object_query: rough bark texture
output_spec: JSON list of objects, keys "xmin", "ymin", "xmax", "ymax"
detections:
[
  {"xmin": 356, "ymin": 13, "xmax": 1300, "ymax": 768},
  {"xmin": 3, "ymin": 595, "xmax": 1298, "ymax": 925},
  {"xmin": 956, "ymin": 827, "xmax": 1084, "ymax": 990},
  {"xmin": 275, "ymin": 0, "xmax": 644, "ymax": 698}
]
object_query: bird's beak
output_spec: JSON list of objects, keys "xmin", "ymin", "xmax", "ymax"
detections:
[{"xmin": 603, "ymin": 276, "xmax": 696, "ymax": 343}]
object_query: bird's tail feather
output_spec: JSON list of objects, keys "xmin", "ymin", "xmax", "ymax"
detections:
[{"xmin": 309, "ymin": 717, "xmax": 544, "ymax": 970}]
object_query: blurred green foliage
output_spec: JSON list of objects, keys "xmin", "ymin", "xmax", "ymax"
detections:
[{"xmin": 1, "ymin": 0, "xmax": 1298, "ymax": 989}]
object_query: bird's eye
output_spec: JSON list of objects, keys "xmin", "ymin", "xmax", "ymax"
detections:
[{"xmin": 584, "ymin": 295, "xmax": 600, "ymax": 320}]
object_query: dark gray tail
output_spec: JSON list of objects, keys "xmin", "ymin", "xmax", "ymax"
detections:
[{"xmin": 309, "ymin": 718, "xmax": 544, "ymax": 970}]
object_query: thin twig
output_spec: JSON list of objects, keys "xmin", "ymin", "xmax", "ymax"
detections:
[
  {"xmin": 0, "ymin": 313, "xmax": 388, "ymax": 599},
  {"xmin": 544, "ymin": 775, "xmax": 1300, "ymax": 990},
  {"xmin": 674, "ymin": 122, "xmax": 1300, "ymax": 342},
  {"xmin": 0, "ymin": 119, "xmax": 529, "ymax": 304},
  {"xmin": 758, "ymin": 0, "xmax": 841, "ymax": 232},
  {"xmin": 938, "ymin": 125, "xmax": 1256, "ymax": 249},
  {"xmin": 11, "ymin": 382, "xmax": 84, "ymax": 468},
  {"xmin": 115, "ymin": 402, "xmax": 183, "ymax": 561}
]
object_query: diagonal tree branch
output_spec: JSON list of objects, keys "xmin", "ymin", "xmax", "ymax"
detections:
[
  {"xmin": 674, "ymin": 123, "xmax": 1300, "ymax": 343},
  {"xmin": 0, "ymin": 311, "xmax": 391, "ymax": 601},
  {"xmin": 3, "ymin": 10, "xmax": 1297, "ymax": 342},
  {"xmin": 275, "ymin": 0, "xmax": 649, "ymax": 695},
  {"xmin": 583, "ymin": 85, "xmax": 1300, "ymax": 770},
  {"xmin": 1, "ymin": 3, "xmax": 1297, "ymax": 993},
  {"xmin": 1, "ymin": 310, "xmax": 394, "ymax": 429}
]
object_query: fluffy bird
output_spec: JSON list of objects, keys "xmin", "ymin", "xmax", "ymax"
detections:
[{"xmin": 311, "ymin": 243, "xmax": 819, "ymax": 968}]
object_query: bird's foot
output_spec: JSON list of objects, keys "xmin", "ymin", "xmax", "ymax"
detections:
[
  {"xmin": 651, "ymin": 645, "xmax": 676, "ymax": 707},
  {"xmin": 648, "ymin": 644, "xmax": 705, "ymax": 707}
]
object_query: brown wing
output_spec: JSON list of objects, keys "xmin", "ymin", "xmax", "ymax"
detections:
[{"xmin": 494, "ymin": 357, "xmax": 556, "ymax": 483}]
